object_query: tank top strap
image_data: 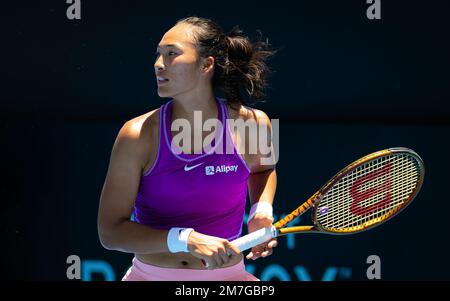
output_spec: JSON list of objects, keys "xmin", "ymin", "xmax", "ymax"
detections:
[
  {"xmin": 217, "ymin": 98, "xmax": 238, "ymax": 156},
  {"xmin": 156, "ymin": 100, "xmax": 173, "ymax": 160},
  {"xmin": 141, "ymin": 101, "xmax": 171, "ymax": 177},
  {"xmin": 217, "ymin": 98, "xmax": 252, "ymax": 173}
]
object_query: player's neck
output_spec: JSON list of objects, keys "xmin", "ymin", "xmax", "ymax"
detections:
[{"xmin": 171, "ymin": 91, "xmax": 218, "ymax": 122}]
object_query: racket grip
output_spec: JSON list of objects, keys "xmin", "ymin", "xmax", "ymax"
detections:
[
  {"xmin": 200, "ymin": 226, "xmax": 277, "ymax": 268},
  {"xmin": 231, "ymin": 226, "xmax": 277, "ymax": 253}
]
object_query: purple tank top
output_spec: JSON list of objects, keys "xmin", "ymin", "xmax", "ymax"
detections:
[{"xmin": 133, "ymin": 97, "xmax": 250, "ymax": 240}]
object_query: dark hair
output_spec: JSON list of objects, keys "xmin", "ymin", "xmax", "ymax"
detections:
[{"xmin": 175, "ymin": 16, "xmax": 276, "ymax": 108}]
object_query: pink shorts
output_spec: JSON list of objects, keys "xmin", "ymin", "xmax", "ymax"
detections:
[{"xmin": 122, "ymin": 257, "xmax": 260, "ymax": 281}]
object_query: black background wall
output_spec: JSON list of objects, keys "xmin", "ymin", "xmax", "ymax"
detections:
[{"xmin": 1, "ymin": 0, "xmax": 449, "ymax": 280}]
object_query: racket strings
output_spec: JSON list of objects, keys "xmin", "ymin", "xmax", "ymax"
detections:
[
  {"xmin": 316, "ymin": 153, "xmax": 421, "ymax": 232},
  {"xmin": 336, "ymin": 155, "xmax": 417, "ymax": 228},
  {"xmin": 332, "ymin": 157, "xmax": 416, "ymax": 224},
  {"xmin": 356, "ymin": 158, "xmax": 417, "ymax": 225},
  {"xmin": 327, "ymin": 174, "xmax": 417, "ymax": 230},
  {"xmin": 342, "ymin": 154, "xmax": 418, "ymax": 228}
]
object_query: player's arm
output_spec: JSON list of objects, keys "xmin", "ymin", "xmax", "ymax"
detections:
[
  {"xmin": 247, "ymin": 109, "xmax": 277, "ymax": 213},
  {"xmin": 97, "ymin": 119, "xmax": 170, "ymax": 254},
  {"xmin": 246, "ymin": 109, "xmax": 278, "ymax": 259}
]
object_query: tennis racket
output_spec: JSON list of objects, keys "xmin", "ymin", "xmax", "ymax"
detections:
[{"xmin": 230, "ymin": 147, "xmax": 425, "ymax": 253}]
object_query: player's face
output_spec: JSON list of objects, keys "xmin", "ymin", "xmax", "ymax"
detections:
[{"xmin": 154, "ymin": 23, "xmax": 205, "ymax": 98}]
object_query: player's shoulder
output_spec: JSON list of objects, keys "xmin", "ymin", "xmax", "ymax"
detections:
[
  {"xmin": 117, "ymin": 108, "xmax": 160, "ymax": 144},
  {"xmin": 225, "ymin": 102, "xmax": 271, "ymax": 125}
]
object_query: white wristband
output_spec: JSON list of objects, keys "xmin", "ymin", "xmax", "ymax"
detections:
[
  {"xmin": 167, "ymin": 227, "xmax": 194, "ymax": 253},
  {"xmin": 247, "ymin": 202, "xmax": 273, "ymax": 224}
]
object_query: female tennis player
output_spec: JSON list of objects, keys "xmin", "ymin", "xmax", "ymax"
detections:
[{"xmin": 97, "ymin": 16, "xmax": 278, "ymax": 281}]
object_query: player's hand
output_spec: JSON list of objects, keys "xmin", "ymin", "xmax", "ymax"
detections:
[
  {"xmin": 187, "ymin": 230, "xmax": 242, "ymax": 270},
  {"xmin": 246, "ymin": 213, "xmax": 278, "ymax": 260}
]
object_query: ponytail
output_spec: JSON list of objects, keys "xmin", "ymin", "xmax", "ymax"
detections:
[{"xmin": 176, "ymin": 17, "xmax": 276, "ymax": 107}]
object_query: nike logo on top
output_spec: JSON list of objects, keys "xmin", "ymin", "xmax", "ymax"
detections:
[{"xmin": 184, "ymin": 162, "xmax": 204, "ymax": 171}]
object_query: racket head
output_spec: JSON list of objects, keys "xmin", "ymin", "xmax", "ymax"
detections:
[{"xmin": 312, "ymin": 147, "xmax": 424, "ymax": 234}]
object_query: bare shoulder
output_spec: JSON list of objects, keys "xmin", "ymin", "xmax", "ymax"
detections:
[
  {"xmin": 225, "ymin": 102, "xmax": 271, "ymax": 125},
  {"xmin": 117, "ymin": 108, "xmax": 160, "ymax": 144},
  {"xmin": 225, "ymin": 102, "xmax": 275, "ymax": 171},
  {"xmin": 111, "ymin": 108, "xmax": 160, "ymax": 173}
]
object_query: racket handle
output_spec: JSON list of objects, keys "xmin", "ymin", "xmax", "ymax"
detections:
[
  {"xmin": 200, "ymin": 226, "xmax": 277, "ymax": 268},
  {"xmin": 230, "ymin": 226, "xmax": 277, "ymax": 252}
]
